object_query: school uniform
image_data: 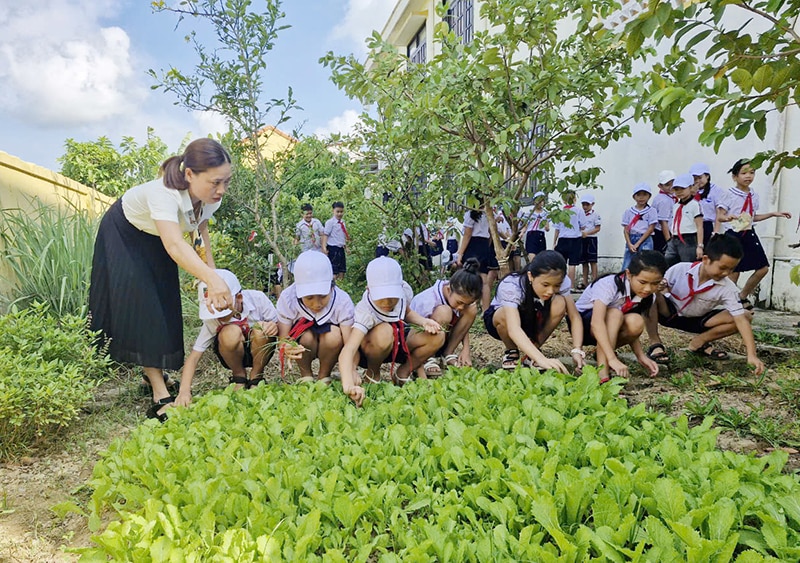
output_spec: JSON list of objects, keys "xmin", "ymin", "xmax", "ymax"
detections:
[
  {"xmin": 483, "ymin": 275, "xmax": 571, "ymax": 342},
  {"xmin": 323, "ymin": 216, "xmax": 349, "ymax": 274},
  {"xmin": 353, "ymin": 282, "xmax": 414, "ymax": 368},
  {"xmin": 651, "ymin": 190, "xmax": 676, "ymax": 252},
  {"xmin": 664, "ymin": 197, "xmax": 702, "ymax": 266},
  {"xmin": 496, "ymin": 211, "xmax": 519, "ymax": 258},
  {"xmin": 193, "ymin": 290, "xmax": 278, "ymax": 369},
  {"xmin": 697, "ymin": 183, "xmax": 722, "ymax": 245},
  {"xmin": 444, "ymin": 218, "xmax": 462, "ymax": 255},
  {"xmin": 621, "ymin": 205, "xmax": 658, "ymax": 270},
  {"xmin": 276, "ymin": 284, "xmax": 355, "ymax": 338},
  {"xmin": 295, "ymin": 218, "xmax": 324, "ymax": 252},
  {"xmin": 717, "ymin": 187, "xmax": 769, "ymax": 272},
  {"xmin": 523, "ymin": 209, "xmax": 548, "ymax": 255},
  {"xmin": 89, "ymin": 179, "xmax": 222, "ymax": 369},
  {"xmin": 659, "ymin": 261, "xmax": 746, "ymax": 333},
  {"xmin": 462, "ymin": 212, "xmax": 498, "ymax": 273},
  {"xmin": 578, "ymin": 209, "xmax": 602, "ymax": 265},
  {"xmin": 553, "ymin": 205, "xmax": 582, "ymax": 265},
  {"xmin": 574, "ymin": 274, "xmax": 653, "ymax": 345}
]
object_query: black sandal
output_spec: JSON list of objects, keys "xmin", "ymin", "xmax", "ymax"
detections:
[
  {"xmin": 688, "ymin": 343, "xmax": 729, "ymax": 360},
  {"xmin": 229, "ymin": 375, "xmax": 248, "ymax": 387},
  {"xmin": 146, "ymin": 396, "xmax": 176, "ymax": 423},
  {"xmin": 247, "ymin": 376, "xmax": 265, "ymax": 389},
  {"xmin": 739, "ymin": 298, "xmax": 754, "ymax": 311},
  {"xmin": 140, "ymin": 374, "xmax": 179, "ymax": 395},
  {"xmin": 646, "ymin": 343, "xmax": 671, "ymax": 364},
  {"xmin": 502, "ymin": 349, "xmax": 520, "ymax": 370}
]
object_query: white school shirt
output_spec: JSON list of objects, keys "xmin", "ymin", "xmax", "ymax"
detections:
[
  {"xmin": 444, "ymin": 217, "xmax": 463, "ymax": 241},
  {"xmin": 698, "ymin": 184, "xmax": 723, "ymax": 222},
  {"xmin": 276, "ymin": 284, "xmax": 355, "ymax": 327},
  {"xmin": 651, "ymin": 191, "xmax": 676, "ymax": 231},
  {"xmin": 410, "ymin": 280, "xmax": 451, "ymax": 318},
  {"xmin": 664, "ymin": 262, "xmax": 745, "ymax": 318},
  {"xmin": 490, "ymin": 275, "xmax": 571, "ymax": 309},
  {"xmin": 575, "ymin": 274, "xmax": 642, "ymax": 313},
  {"xmin": 192, "ymin": 290, "xmax": 278, "ymax": 352},
  {"xmin": 295, "ymin": 219, "xmax": 324, "ymax": 251},
  {"xmin": 717, "ymin": 187, "xmax": 760, "ymax": 232},
  {"xmin": 578, "ymin": 209, "xmax": 602, "ymax": 233},
  {"xmin": 496, "ymin": 212, "xmax": 512, "ymax": 238},
  {"xmin": 621, "ymin": 205, "xmax": 658, "ymax": 236},
  {"xmin": 323, "ymin": 217, "xmax": 348, "ymax": 247},
  {"xmin": 553, "ymin": 206, "xmax": 581, "ymax": 239},
  {"xmin": 121, "ymin": 179, "xmax": 221, "ymax": 236},
  {"xmin": 670, "ymin": 198, "xmax": 702, "ymax": 237},
  {"xmin": 462, "ymin": 211, "xmax": 491, "ymax": 238},
  {"xmin": 353, "ymin": 282, "xmax": 414, "ymax": 334},
  {"xmin": 523, "ymin": 209, "xmax": 548, "ymax": 233}
]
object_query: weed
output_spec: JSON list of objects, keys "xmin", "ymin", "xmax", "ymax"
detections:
[
  {"xmin": 684, "ymin": 395, "xmax": 721, "ymax": 418},
  {"xmin": 715, "ymin": 407, "xmax": 754, "ymax": 432},
  {"xmin": 648, "ymin": 393, "xmax": 676, "ymax": 412},
  {"xmin": 670, "ymin": 370, "xmax": 695, "ymax": 389}
]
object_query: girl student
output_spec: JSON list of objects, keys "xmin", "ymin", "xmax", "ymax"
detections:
[
  {"xmin": 408, "ymin": 258, "xmax": 484, "ymax": 378},
  {"xmin": 574, "ymin": 250, "xmax": 667, "ymax": 383},
  {"xmin": 455, "ymin": 206, "xmax": 498, "ymax": 311},
  {"xmin": 338, "ymin": 257, "xmax": 442, "ymax": 406},
  {"xmin": 715, "ymin": 158, "xmax": 792, "ymax": 308},
  {"xmin": 276, "ymin": 250, "xmax": 355, "ymax": 383},
  {"xmin": 483, "ymin": 250, "xmax": 585, "ymax": 374},
  {"xmin": 690, "ymin": 162, "xmax": 723, "ymax": 246},
  {"xmin": 523, "ymin": 190, "xmax": 549, "ymax": 262}
]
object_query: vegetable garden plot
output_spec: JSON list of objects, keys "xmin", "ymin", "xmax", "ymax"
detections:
[{"xmin": 81, "ymin": 368, "xmax": 800, "ymax": 562}]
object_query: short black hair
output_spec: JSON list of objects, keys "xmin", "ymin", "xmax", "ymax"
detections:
[
  {"xmin": 301, "ymin": 203, "xmax": 313, "ymax": 212},
  {"xmin": 332, "ymin": 201, "xmax": 344, "ymax": 209},
  {"xmin": 705, "ymin": 233, "xmax": 743, "ymax": 262},
  {"xmin": 728, "ymin": 158, "xmax": 752, "ymax": 175}
]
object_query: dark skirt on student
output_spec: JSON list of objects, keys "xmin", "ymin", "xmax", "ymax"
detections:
[
  {"xmin": 463, "ymin": 235, "xmax": 497, "ymax": 273},
  {"xmin": 525, "ymin": 230, "xmax": 546, "ymax": 255},
  {"xmin": 727, "ymin": 229, "xmax": 769, "ymax": 272},
  {"xmin": 88, "ymin": 200, "xmax": 184, "ymax": 370}
]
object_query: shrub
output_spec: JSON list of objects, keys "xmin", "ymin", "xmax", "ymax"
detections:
[
  {"xmin": 0, "ymin": 303, "xmax": 111, "ymax": 459},
  {"xmin": 82, "ymin": 368, "xmax": 800, "ymax": 561},
  {"xmin": 0, "ymin": 199, "xmax": 100, "ymax": 318}
]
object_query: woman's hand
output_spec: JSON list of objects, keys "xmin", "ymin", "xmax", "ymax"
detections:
[{"xmin": 205, "ymin": 272, "xmax": 233, "ymax": 315}]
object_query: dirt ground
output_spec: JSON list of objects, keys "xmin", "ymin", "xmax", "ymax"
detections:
[{"xmin": 1, "ymin": 311, "xmax": 799, "ymax": 561}]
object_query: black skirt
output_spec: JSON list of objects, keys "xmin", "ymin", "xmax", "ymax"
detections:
[
  {"xmin": 89, "ymin": 200, "xmax": 184, "ymax": 370},
  {"xmin": 728, "ymin": 229, "xmax": 769, "ymax": 272}
]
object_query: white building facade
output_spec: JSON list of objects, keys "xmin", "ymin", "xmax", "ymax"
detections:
[{"xmin": 376, "ymin": 0, "xmax": 800, "ymax": 311}]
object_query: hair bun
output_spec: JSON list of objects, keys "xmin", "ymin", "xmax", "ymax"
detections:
[{"xmin": 463, "ymin": 257, "xmax": 481, "ymax": 273}]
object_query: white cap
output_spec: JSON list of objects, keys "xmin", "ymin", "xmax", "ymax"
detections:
[
  {"xmin": 673, "ymin": 173, "xmax": 694, "ymax": 189},
  {"xmin": 689, "ymin": 163, "xmax": 711, "ymax": 177},
  {"xmin": 366, "ymin": 257, "xmax": 404, "ymax": 300},
  {"xmin": 633, "ymin": 182, "xmax": 652, "ymax": 196},
  {"xmin": 658, "ymin": 170, "xmax": 675, "ymax": 184},
  {"xmin": 198, "ymin": 269, "xmax": 242, "ymax": 320},
  {"xmin": 533, "ymin": 191, "xmax": 546, "ymax": 199},
  {"xmin": 294, "ymin": 250, "xmax": 333, "ymax": 298},
  {"xmin": 580, "ymin": 194, "xmax": 595, "ymax": 204}
]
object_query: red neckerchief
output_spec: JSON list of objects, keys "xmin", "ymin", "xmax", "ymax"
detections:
[
  {"xmin": 618, "ymin": 274, "xmax": 637, "ymax": 313},
  {"xmin": 389, "ymin": 320, "xmax": 410, "ymax": 377},
  {"xmin": 530, "ymin": 211, "xmax": 543, "ymax": 231},
  {"xmin": 339, "ymin": 219, "xmax": 351, "ymax": 242},
  {"xmin": 741, "ymin": 192, "xmax": 754, "ymax": 215},
  {"xmin": 662, "ymin": 190, "xmax": 677, "ymax": 203},
  {"xmin": 216, "ymin": 318, "xmax": 250, "ymax": 338},
  {"xmin": 671, "ymin": 262, "xmax": 715, "ymax": 312},
  {"xmin": 672, "ymin": 198, "xmax": 692, "ymax": 243},
  {"xmin": 693, "ymin": 193, "xmax": 702, "ymax": 201},
  {"xmin": 625, "ymin": 207, "xmax": 645, "ymax": 233},
  {"xmin": 280, "ymin": 317, "xmax": 315, "ymax": 380},
  {"xmin": 304, "ymin": 220, "xmax": 316, "ymax": 244}
]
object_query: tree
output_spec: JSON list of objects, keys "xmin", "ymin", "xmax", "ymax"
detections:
[
  {"xmin": 150, "ymin": 0, "xmax": 299, "ymax": 270},
  {"xmin": 615, "ymin": 0, "xmax": 800, "ymax": 175},
  {"xmin": 322, "ymin": 0, "xmax": 647, "ymax": 276},
  {"xmin": 58, "ymin": 128, "xmax": 171, "ymax": 198}
]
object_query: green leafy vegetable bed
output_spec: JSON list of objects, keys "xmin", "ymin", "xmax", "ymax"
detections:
[{"xmin": 82, "ymin": 368, "xmax": 800, "ymax": 562}]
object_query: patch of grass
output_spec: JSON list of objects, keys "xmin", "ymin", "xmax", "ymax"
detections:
[
  {"xmin": 684, "ymin": 395, "xmax": 721, "ymax": 419},
  {"xmin": 669, "ymin": 370, "xmax": 695, "ymax": 389}
]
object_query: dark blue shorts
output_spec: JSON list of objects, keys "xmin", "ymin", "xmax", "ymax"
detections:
[
  {"xmin": 327, "ymin": 245, "xmax": 346, "ymax": 274},
  {"xmin": 580, "ymin": 237, "xmax": 598, "ymax": 264},
  {"xmin": 659, "ymin": 298, "xmax": 724, "ymax": 334},
  {"xmin": 554, "ymin": 237, "xmax": 582, "ymax": 265}
]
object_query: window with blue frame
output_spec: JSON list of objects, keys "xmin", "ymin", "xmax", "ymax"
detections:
[
  {"xmin": 443, "ymin": 0, "xmax": 474, "ymax": 44},
  {"xmin": 407, "ymin": 24, "xmax": 427, "ymax": 64}
]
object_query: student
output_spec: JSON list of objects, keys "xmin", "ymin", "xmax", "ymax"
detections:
[
  {"xmin": 495, "ymin": 207, "xmax": 520, "ymax": 271},
  {"xmin": 294, "ymin": 203, "xmax": 324, "ymax": 252},
  {"xmin": 444, "ymin": 216, "xmax": 463, "ymax": 258},
  {"xmin": 690, "ymin": 162, "xmax": 722, "ymax": 246},
  {"xmin": 339, "ymin": 257, "xmax": 442, "ymax": 405},
  {"xmin": 409, "ymin": 258, "xmax": 484, "ymax": 377},
  {"xmin": 455, "ymin": 207, "xmax": 498, "ymax": 311},
  {"xmin": 621, "ymin": 183, "xmax": 658, "ymax": 270},
  {"xmin": 578, "ymin": 194, "xmax": 602, "ymax": 289},
  {"xmin": 523, "ymin": 191, "xmax": 549, "ymax": 261},
  {"xmin": 716, "ymin": 158, "xmax": 792, "ymax": 307},
  {"xmin": 483, "ymin": 250, "xmax": 585, "ymax": 374},
  {"xmin": 664, "ymin": 173, "xmax": 704, "ymax": 267},
  {"xmin": 178, "ymin": 270, "xmax": 278, "ymax": 409},
  {"xmin": 276, "ymin": 250, "xmax": 354, "ymax": 383},
  {"xmin": 552, "ymin": 190, "xmax": 582, "ymax": 288},
  {"xmin": 651, "ymin": 170, "xmax": 676, "ymax": 253},
  {"xmin": 644, "ymin": 234, "xmax": 765, "ymax": 374},
  {"xmin": 575, "ymin": 251, "xmax": 666, "ymax": 382},
  {"xmin": 322, "ymin": 201, "xmax": 350, "ymax": 281}
]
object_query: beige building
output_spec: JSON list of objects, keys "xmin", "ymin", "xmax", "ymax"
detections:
[{"xmin": 377, "ymin": 0, "xmax": 800, "ymax": 310}]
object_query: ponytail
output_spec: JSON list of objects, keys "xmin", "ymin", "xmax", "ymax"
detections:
[{"xmin": 449, "ymin": 257, "xmax": 483, "ymax": 301}]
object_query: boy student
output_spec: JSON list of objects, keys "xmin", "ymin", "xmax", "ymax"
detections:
[
  {"xmin": 651, "ymin": 170, "xmax": 676, "ymax": 253},
  {"xmin": 552, "ymin": 190, "xmax": 582, "ymax": 288},
  {"xmin": 179, "ymin": 269, "xmax": 279, "ymax": 407},
  {"xmin": 322, "ymin": 201, "xmax": 350, "ymax": 280},
  {"xmin": 644, "ymin": 234, "xmax": 765, "ymax": 375},
  {"xmin": 664, "ymin": 173, "xmax": 703, "ymax": 267},
  {"xmin": 276, "ymin": 250, "xmax": 355, "ymax": 383},
  {"xmin": 621, "ymin": 183, "xmax": 658, "ymax": 270},
  {"xmin": 295, "ymin": 203, "xmax": 324, "ymax": 252},
  {"xmin": 577, "ymin": 194, "xmax": 601, "ymax": 289}
]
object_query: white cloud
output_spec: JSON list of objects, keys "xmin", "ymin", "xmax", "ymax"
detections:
[
  {"xmin": 331, "ymin": 0, "xmax": 395, "ymax": 55},
  {"xmin": 0, "ymin": 1, "xmax": 146, "ymax": 127},
  {"xmin": 313, "ymin": 109, "xmax": 362, "ymax": 139}
]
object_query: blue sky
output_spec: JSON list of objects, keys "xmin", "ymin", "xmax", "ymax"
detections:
[{"xmin": 0, "ymin": 0, "xmax": 394, "ymax": 171}]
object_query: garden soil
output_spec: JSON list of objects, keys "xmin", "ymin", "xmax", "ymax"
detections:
[{"xmin": 1, "ymin": 307, "xmax": 799, "ymax": 561}]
